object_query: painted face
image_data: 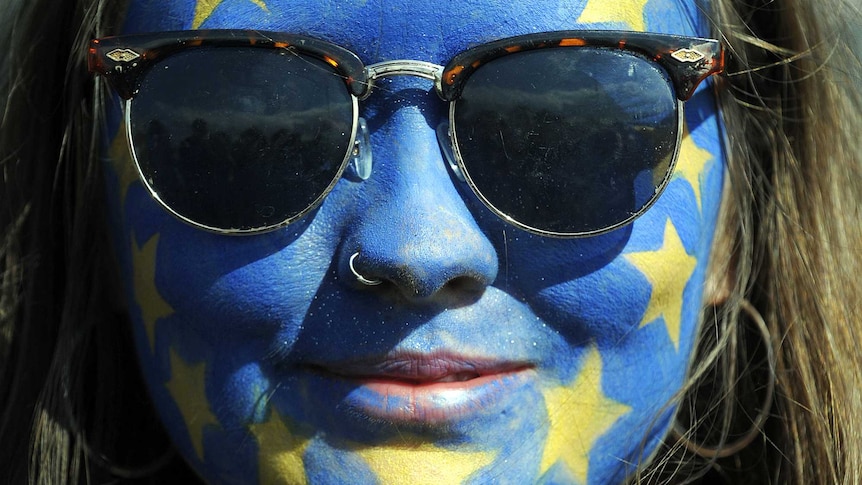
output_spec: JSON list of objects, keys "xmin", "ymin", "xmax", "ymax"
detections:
[{"xmin": 102, "ymin": 0, "xmax": 725, "ymax": 483}]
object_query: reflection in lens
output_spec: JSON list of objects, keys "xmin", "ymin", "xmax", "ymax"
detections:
[
  {"xmin": 130, "ymin": 47, "xmax": 354, "ymax": 232},
  {"xmin": 453, "ymin": 47, "xmax": 678, "ymax": 236}
]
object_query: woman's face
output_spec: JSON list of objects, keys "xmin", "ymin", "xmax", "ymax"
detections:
[{"xmin": 103, "ymin": 0, "xmax": 725, "ymax": 483}]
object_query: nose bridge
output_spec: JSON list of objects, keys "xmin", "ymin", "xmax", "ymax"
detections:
[
  {"xmin": 360, "ymin": 60, "xmax": 445, "ymax": 100},
  {"xmin": 344, "ymin": 92, "xmax": 498, "ymax": 301}
]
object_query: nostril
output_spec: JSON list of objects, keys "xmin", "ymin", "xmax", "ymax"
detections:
[
  {"xmin": 446, "ymin": 275, "xmax": 487, "ymax": 296},
  {"xmin": 441, "ymin": 276, "xmax": 487, "ymax": 306}
]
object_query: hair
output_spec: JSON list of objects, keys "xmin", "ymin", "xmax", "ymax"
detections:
[
  {"xmin": 640, "ymin": 1, "xmax": 862, "ymax": 482},
  {"xmin": 1, "ymin": 0, "xmax": 860, "ymax": 483}
]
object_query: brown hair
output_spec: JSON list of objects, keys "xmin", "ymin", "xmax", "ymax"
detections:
[
  {"xmin": 642, "ymin": 0, "xmax": 862, "ymax": 482},
  {"xmin": 0, "ymin": 0, "xmax": 191, "ymax": 482},
  {"xmin": 1, "ymin": 0, "xmax": 860, "ymax": 483}
]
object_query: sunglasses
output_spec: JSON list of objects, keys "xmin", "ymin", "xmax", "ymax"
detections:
[{"xmin": 89, "ymin": 29, "xmax": 724, "ymax": 237}]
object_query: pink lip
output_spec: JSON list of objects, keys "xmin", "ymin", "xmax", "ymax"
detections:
[{"xmin": 308, "ymin": 353, "xmax": 535, "ymax": 424}]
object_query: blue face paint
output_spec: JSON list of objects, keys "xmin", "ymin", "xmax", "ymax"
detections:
[{"xmin": 103, "ymin": 0, "xmax": 725, "ymax": 483}]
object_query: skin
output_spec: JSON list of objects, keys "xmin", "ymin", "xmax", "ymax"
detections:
[{"xmin": 102, "ymin": 0, "xmax": 725, "ymax": 483}]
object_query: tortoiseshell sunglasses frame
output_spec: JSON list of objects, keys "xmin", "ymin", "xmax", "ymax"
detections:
[{"xmin": 89, "ymin": 29, "xmax": 724, "ymax": 103}]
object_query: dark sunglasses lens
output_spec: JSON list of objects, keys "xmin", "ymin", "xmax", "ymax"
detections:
[
  {"xmin": 129, "ymin": 47, "xmax": 354, "ymax": 232},
  {"xmin": 453, "ymin": 47, "xmax": 678, "ymax": 235}
]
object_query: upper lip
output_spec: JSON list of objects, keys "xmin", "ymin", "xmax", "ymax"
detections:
[{"xmin": 307, "ymin": 352, "xmax": 533, "ymax": 384}]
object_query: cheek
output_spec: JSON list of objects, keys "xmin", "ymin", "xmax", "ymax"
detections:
[
  {"xmin": 500, "ymin": 86, "xmax": 723, "ymax": 343},
  {"xmin": 104, "ymin": 143, "xmax": 349, "ymax": 352},
  {"xmin": 502, "ymin": 82, "xmax": 725, "ymax": 445},
  {"xmin": 101, "ymin": 105, "xmax": 359, "ymax": 480}
]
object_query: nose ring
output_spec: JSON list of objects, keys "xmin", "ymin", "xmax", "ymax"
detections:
[{"xmin": 349, "ymin": 252, "xmax": 383, "ymax": 286}]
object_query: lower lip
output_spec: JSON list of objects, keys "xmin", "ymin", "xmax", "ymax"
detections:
[{"xmin": 319, "ymin": 367, "xmax": 535, "ymax": 424}]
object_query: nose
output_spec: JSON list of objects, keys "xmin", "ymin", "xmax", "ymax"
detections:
[{"xmin": 340, "ymin": 81, "xmax": 498, "ymax": 302}]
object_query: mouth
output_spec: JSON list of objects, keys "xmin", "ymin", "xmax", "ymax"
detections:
[{"xmin": 307, "ymin": 353, "xmax": 535, "ymax": 425}]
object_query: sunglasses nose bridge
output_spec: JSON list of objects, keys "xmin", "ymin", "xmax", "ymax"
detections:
[{"xmin": 360, "ymin": 60, "xmax": 445, "ymax": 101}]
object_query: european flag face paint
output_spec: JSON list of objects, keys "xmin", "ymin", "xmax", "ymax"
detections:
[{"xmin": 102, "ymin": 0, "xmax": 725, "ymax": 483}]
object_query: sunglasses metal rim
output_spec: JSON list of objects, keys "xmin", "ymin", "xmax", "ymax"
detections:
[
  {"xmin": 447, "ymin": 98, "xmax": 685, "ymax": 238},
  {"xmin": 123, "ymin": 96, "xmax": 361, "ymax": 235}
]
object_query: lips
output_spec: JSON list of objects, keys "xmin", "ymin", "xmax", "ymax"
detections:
[{"xmin": 307, "ymin": 353, "xmax": 535, "ymax": 424}]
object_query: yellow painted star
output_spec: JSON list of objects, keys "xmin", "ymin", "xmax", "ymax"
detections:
[
  {"xmin": 577, "ymin": 0, "xmax": 650, "ymax": 32},
  {"xmin": 249, "ymin": 408, "xmax": 312, "ymax": 485},
  {"xmin": 673, "ymin": 123, "xmax": 715, "ymax": 213},
  {"xmin": 539, "ymin": 346, "xmax": 631, "ymax": 484},
  {"xmin": 193, "ymin": 0, "xmax": 269, "ymax": 29},
  {"xmin": 107, "ymin": 122, "xmax": 139, "ymax": 206},
  {"xmin": 355, "ymin": 441, "xmax": 496, "ymax": 485},
  {"xmin": 624, "ymin": 218, "xmax": 697, "ymax": 350},
  {"xmin": 166, "ymin": 348, "xmax": 220, "ymax": 461},
  {"xmin": 131, "ymin": 232, "xmax": 174, "ymax": 352}
]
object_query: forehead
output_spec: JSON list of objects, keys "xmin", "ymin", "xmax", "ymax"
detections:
[{"xmin": 123, "ymin": 0, "xmax": 707, "ymax": 62}]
